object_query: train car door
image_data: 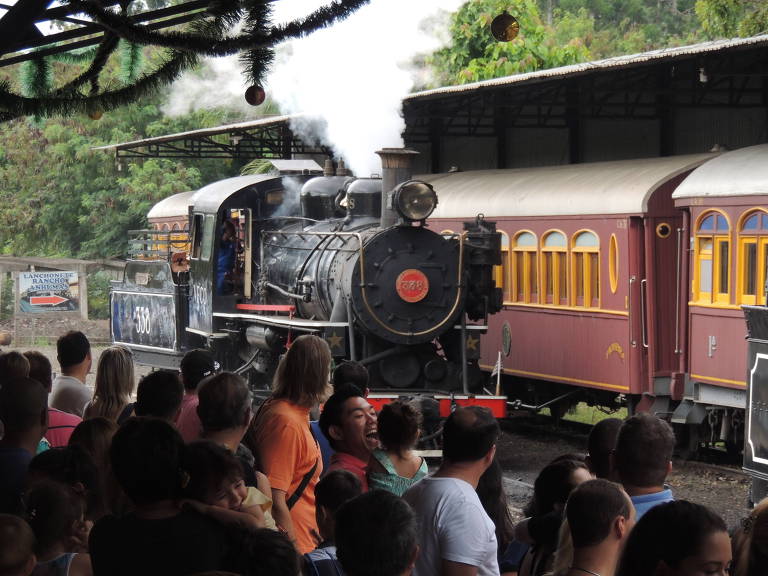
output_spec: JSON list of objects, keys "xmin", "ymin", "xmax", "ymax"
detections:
[
  {"xmin": 628, "ymin": 217, "xmax": 649, "ymax": 396},
  {"xmin": 642, "ymin": 175, "xmax": 688, "ymax": 402}
]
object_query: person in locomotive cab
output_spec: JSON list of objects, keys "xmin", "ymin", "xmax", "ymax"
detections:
[
  {"xmin": 404, "ymin": 406, "xmax": 500, "ymax": 576},
  {"xmin": 216, "ymin": 219, "xmax": 239, "ymax": 295}
]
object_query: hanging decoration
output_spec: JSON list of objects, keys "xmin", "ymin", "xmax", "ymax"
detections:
[
  {"xmin": 0, "ymin": 0, "xmax": 371, "ymax": 121},
  {"xmin": 244, "ymin": 85, "xmax": 266, "ymax": 106},
  {"xmin": 491, "ymin": 10, "xmax": 520, "ymax": 42}
]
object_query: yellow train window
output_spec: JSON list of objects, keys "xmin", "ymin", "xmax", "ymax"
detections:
[
  {"xmin": 572, "ymin": 231, "xmax": 600, "ymax": 308},
  {"xmin": 694, "ymin": 211, "xmax": 730, "ymax": 304},
  {"xmin": 738, "ymin": 210, "xmax": 768, "ymax": 305},
  {"xmin": 512, "ymin": 231, "xmax": 537, "ymax": 304},
  {"xmin": 542, "ymin": 231, "xmax": 567, "ymax": 306}
]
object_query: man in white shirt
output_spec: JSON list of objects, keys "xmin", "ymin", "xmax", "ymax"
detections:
[
  {"xmin": 50, "ymin": 331, "xmax": 92, "ymax": 417},
  {"xmin": 404, "ymin": 406, "xmax": 500, "ymax": 576}
]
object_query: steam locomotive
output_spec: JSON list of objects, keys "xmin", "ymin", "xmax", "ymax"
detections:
[{"xmin": 111, "ymin": 148, "xmax": 504, "ymax": 399}]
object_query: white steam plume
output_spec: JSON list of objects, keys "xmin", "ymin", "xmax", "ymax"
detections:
[
  {"xmin": 163, "ymin": 56, "xmax": 255, "ymax": 117},
  {"xmin": 163, "ymin": 1, "xmax": 462, "ymax": 174},
  {"xmin": 269, "ymin": 0, "xmax": 463, "ymax": 176}
]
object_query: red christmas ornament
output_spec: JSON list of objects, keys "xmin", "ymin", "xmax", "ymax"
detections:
[{"xmin": 245, "ymin": 85, "xmax": 266, "ymax": 106}]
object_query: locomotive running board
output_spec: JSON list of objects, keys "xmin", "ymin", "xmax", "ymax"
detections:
[
  {"xmin": 214, "ymin": 311, "xmax": 491, "ymax": 337},
  {"xmin": 212, "ymin": 311, "xmax": 349, "ymax": 332}
]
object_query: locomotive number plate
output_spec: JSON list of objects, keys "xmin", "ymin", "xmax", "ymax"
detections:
[{"xmin": 396, "ymin": 269, "xmax": 429, "ymax": 303}]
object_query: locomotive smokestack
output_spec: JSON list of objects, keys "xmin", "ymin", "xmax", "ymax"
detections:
[
  {"xmin": 323, "ymin": 159, "xmax": 335, "ymax": 177},
  {"xmin": 376, "ymin": 148, "xmax": 419, "ymax": 228},
  {"xmin": 336, "ymin": 158, "xmax": 349, "ymax": 177}
]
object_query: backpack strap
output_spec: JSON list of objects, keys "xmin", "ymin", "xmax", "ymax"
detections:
[{"xmin": 286, "ymin": 458, "xmax": 318, "ymax": 510}]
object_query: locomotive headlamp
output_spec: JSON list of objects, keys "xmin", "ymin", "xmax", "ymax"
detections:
[{"xmin": 393, "ymin": 180, "xmax": 438, "ymax": 222}]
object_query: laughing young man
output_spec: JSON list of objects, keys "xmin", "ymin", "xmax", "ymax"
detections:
[{"xmin": 319, "ymin": 385, "xmax": 378, "ymax": 491}]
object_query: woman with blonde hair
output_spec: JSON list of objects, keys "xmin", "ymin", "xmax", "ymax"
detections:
[
  {"xmin": 83, "ymin": 347, "xmax": 134, "ymax": 423},
  {"xmin": 244, "ymin": 335, "xmax": 331, "ymax": 554}
]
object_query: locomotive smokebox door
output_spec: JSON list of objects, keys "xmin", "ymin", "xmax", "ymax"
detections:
[{"xmin": 743, "ymin": 305, "xmax": 768, "ymax": 504}]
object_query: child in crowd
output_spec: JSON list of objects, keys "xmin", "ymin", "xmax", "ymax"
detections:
[
  {"xmin": 0, "ymin": 514, "xmax": 36, "ymax": 576},
  {"xmin": 303, "ymin": 470, "xmax": 362, "ymax": 576},
  {"xmin": 367, "ymin": 400, "xmax": 427, "ymax": 497},
  {"xmin": 88, "ymin": 418, "xmax": 245, "ymax": 576},
  {"xmin": 24, "ymin": 480, "xmax": 92, "ymax": 576},
  {"xmin": 183, "ymin": 440, "xmax": 276, "ymax": 532},
  {"xmin": 242, "ymin": 529, "xmax": 301, "ymax": 576},
  {"xmin": 26, "ymin": 446, "xmax": 105, "ymax": 523}
]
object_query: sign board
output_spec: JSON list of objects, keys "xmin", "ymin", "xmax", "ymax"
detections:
[{"xmin": 18, "ymin": 271, "xmax": 80, "ymax": 314}]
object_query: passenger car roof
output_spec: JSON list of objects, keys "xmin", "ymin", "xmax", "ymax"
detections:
[
  {"xmin": 672, "ymin": 144, "xmax": 768, "ymax": 199},
  {"xmin": 422, "ymin": 153, "xmax": 715, "ymax": 218}
]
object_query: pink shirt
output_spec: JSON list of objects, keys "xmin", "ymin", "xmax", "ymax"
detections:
[
  {"xmin": 176, "ymin": 394, "xmax": 202, "ymax": 443},
  {"xmin": 47, "ymin": 408, "xmax": 82, "ymax": 447}
]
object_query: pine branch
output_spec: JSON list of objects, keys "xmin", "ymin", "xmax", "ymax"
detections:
[
  {"xmin": 0, "ymin": 50, "xmax": 197, "ymax": 120},
  {"xmin": 52, "ymin": 34, "xmax": 120, "ymax": 96},
  {"xmin": 64, "ymin": 0, "xmax": 371, "ymax": 57}
]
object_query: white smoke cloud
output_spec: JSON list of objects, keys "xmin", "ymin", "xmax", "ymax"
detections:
[
  {"xmin": 268, "ymin": 0, "xmax": 463, "ymax": 175},
  {"xmin": 163, "ymin": 0, "xmax": 463, "ymax": 174},
  {"xmin": 162, "ymin": 56, "xmax": 254, "ymax": 117}
]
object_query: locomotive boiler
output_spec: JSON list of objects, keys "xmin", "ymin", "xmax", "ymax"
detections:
[{"xmin": 111, "ymin": 148, "xmax": 503, "ymax": 393}]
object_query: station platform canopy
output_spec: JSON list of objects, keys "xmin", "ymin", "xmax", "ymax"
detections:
[
  {"xmin": 93, "ymin": 113, "xmax": 332, "ymax": 161},
  {"xmin": 402, "ymin": 34, "xmax": 768, "ymax": 171}
]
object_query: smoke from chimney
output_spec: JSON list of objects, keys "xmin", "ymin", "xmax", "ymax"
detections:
[{"xmin": 268, "ymin": 0, "xmax": 461, "ymax": 176}]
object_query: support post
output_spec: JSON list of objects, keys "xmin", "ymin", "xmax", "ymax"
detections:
[{"xmin": 79, "ymin": 265, "xmax": 89, "ymax": 321}]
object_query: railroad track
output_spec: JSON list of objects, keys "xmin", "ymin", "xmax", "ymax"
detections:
[{"xmin": 500, "ymin": 411, "xmax": 745, "ymax": 470}]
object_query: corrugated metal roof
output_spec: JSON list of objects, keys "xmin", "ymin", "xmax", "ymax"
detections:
[
  {"xmin": 406, "ymin": 35, "xmax": 768, "ymax": 101},
  {"xmin": 147, "ymin": 190, "xmax": 195, "ymax": 220},
  {"xmin": 422, "ymin": 154, "xmax": 716, "ymax": 218},
  {"xmin": 673, "ymin": 144, "xmax": 768, "ymax": 199},
  {"xmin": 93, "ymin": 113, "xmax": 315, "ymax": 151}
]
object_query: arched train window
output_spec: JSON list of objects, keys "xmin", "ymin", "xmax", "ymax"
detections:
[
  {"xmin": 572, "ymin": 231, "xmax": 599, "ymax": 308},
  {"xmin": 738, "ymin": 210, "xmax": 768, "ymax": 305},
  {"xmin": 512, "ymin": 231, "xmax": 538, "ymax": 304},
  {"xmin": 541, "ymin": 231, "xmax": 567, "ymax": 306},
  {"xmin": 694, "ymin": 211, "xmax": 730, "ymax": 304}
]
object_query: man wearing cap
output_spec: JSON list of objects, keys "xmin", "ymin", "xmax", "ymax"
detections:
[{"xmin": 176, "ymin": 349, "xmax": 219, "ymax": 443}]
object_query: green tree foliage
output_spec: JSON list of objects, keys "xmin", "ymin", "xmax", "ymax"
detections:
[
  {"xmin": 430, "ymin": 0, "xmax": 590, "ymax": 84},
  {"xmin": 0, "ymin": 92, "xmax": 237, "ymax": 259},
  {"xmin": 695, "ymin": 0, "xmax": 768, "ymax": 38},
  {"xmin": 429, "ymin": 0, "xmax": 705, "ymax": 87}
]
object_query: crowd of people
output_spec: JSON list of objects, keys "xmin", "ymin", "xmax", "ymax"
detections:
[{"xmin": 0, "ymin": 330, "xmax": 764, "ymax": 575}]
